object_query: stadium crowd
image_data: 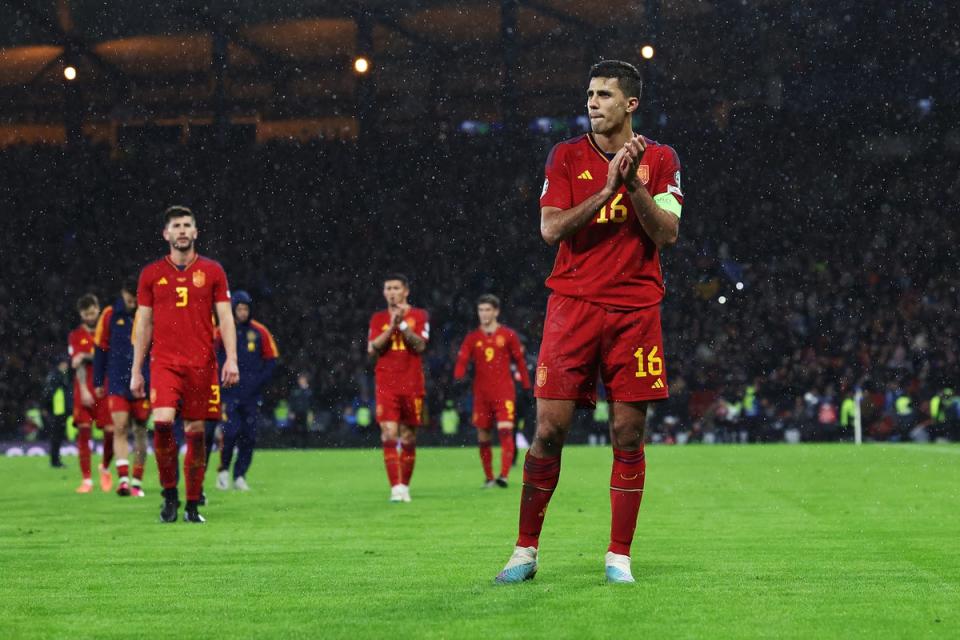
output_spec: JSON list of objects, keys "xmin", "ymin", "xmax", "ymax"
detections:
[{"xmin": 2, "ymin": 103, "xmax": 958, "ymax": 445}]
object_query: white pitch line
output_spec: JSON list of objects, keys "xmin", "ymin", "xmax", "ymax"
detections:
[{"xmin": 896, "ymin": 447, "xmax": 960, "ymax": 455}]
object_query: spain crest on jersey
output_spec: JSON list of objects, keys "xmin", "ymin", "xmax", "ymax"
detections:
[
  {"xmin": 193, "ymin": 270, "xmax": 206, "ymax": 288},
  {"xmin": 637, "ymin": 164, "xmax": 649, "ymax": 185},
  {"xmin": 496, "ymin": 335, "xmax": 506, "ymax": 348}
]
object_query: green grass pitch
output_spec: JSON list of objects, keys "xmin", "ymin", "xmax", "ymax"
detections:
[{"xmin": 1, "ymin": 444, "xmax": 958, "ymax": 639}]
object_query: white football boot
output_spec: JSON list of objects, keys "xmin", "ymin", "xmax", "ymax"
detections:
[
  {"xmin": 494, "ymin": 546, "xmax": 539, "ymax": 584},
  {"xmin": 604, "ymin": 552, "xmax": 636, "ymax": 584}
]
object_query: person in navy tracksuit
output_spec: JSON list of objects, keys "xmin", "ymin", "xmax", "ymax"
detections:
[
  {"xmin": 215, "ymin": 291, "xmax": 278, "ymax": 491},
  {"xmin": 93, "ymin": 279, "xmax": 152, "ymax": 497}
]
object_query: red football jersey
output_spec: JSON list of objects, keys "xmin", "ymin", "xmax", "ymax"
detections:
[
  {"xmin": 68, "ymin": 324, "xmax": 96, "ymax": 398},
  {"xmin": 540, "ymin": 133, "xmax": 683, "ymax": 310},
  {"xmin": 368, "ymin": 307, "xmax": 429, "ymax": 396},
  {"xmin": 454, "ymin": 325, "xmax": 531, "ymax": 399},
  {"xmin": 137, "ymin": 255, "xmax": 230, "ymax": 367}
]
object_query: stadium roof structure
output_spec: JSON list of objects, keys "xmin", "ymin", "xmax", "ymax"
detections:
[{"xmin": 0, "ymin": 0, "xmax": 796, "ymax": 143}]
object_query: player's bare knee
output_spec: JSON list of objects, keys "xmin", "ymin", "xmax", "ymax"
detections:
[
  {"xmin": 379, "ymin": 422, "xmax": 397, "ymax": 440},
  {"xmin": 398, "ymin": 425, "xmax": 416, "ymax": 445},
  {"xmin": 610, "ymin": 417, "xmax": 645, "ymax": 449},
  {"xmin": 532, "ymin": 420, "xmax": 568, "ymax": 455}
]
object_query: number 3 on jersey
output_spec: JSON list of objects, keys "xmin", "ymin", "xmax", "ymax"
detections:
[
  {"xmin": 633, "ymin": 346, "xmax": 663, "ymax": 377},
  {"xmin": 175, "ymin": 286, "xmax": 189, "ymax": 307}
]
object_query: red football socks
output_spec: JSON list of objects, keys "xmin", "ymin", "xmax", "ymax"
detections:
[
  {"xmin": 184, "ymin": 432, "xmax": 206, "ymax": 502},
  {"xmin": 116, "ymin": 459, "xmax": 129, "ymax": 480},
  {"xmin": 382, "ymin": 440, "xmax": 400, "ymax": 486},
  {"xmin": 132, "ymin": 462, "xmax": 144, "ymax": 482},
  {"xmin": 516, "ymin": 452, "xmax": 561, "ymax": 549},
  {"xmin": 77, "ymin": 426, "xmax": 92, "ymax": 479},
  {"xmin": 400, "ymin": 442, "xmax": 416, "ymax": 485},
  {"xmin": 498, "ymin": 429, "xmax": 515, "ymax": 479},
  {"xmin": 609, "ymin": 447, "xmax": 646, "ymax": 556},
  {"xmin": 101, "ymin": 432, "xmax": 114, "ymax": 467},
  {"xmin": 479, "ymin": 441, "xmax": 494, "ymax": 481},
  {"xmin": 153, "ymin": 422, "xmax": 178, "ymax": 490}
]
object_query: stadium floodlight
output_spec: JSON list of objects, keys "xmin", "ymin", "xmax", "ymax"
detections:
[
  {"xmin": 64, "ymin": 66, "xmax": 77, "ymax": 81},
  {"xmin": 736, "ymin": 282, "xmax": 744, "ymax": 290},
  {"xmin": 353, "ymin": 57, "xmax": 370, "ymax": 74},
  {"xmin": 640, "ymin": 45, "xmax": 655, "ymax": 60},
  {"xmin": 718, "ymin": 296, "xmax": 727, "ymax": 305}
]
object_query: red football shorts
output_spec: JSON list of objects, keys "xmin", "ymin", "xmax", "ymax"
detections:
[
  {"xmin": 74, "ymin": 395, "xmax": 112, "ymax": 428},
  {"xmin": 108, "ymin": 395, "xmax": 151, "ymax": 423},
  {"xmin": 472, "ymin": 396, "xmax": 517, "ymax": 429},
  {"xmin": 376, "ymin": 390, "xmax": 423, "ymax": 426},
  {"xmin": 534, "ymin": 293, "xmax": 669, "ymax": 405},
  {"xmin": 149, "ymin": 362, "xmax": 221, "ymax": 421}
]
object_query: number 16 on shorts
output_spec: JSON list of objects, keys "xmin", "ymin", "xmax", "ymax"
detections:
[{"xmin": 633, "ymin": 345, "xmax": 667, "ymax": 393}]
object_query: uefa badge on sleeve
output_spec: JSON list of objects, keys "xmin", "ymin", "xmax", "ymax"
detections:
[{"xmin": 536, "ymin": 365, "xmax": 548, "ymax": 388}]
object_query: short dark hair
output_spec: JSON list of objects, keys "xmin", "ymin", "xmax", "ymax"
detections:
[
  {"xmin": 121, "ymin": 278, "xmax": 137, "ymax": 296},
  {"xmin": 477, "ymin": 294, "xmax": 500, "ymax": 309},
  {"xmin": 164, "ymin": 205, "xmax": 195, "ymax": 226},
  {"xmin": 76, "ymin": 293, "xmax": 99, "ymax": 312},
  {"xmin": 383, "ymin": 273, "xmax": 409, "ymax": 288},
  {"xmin": 589, "ymin": 60, "xmax": 643, "ymax": 101}
]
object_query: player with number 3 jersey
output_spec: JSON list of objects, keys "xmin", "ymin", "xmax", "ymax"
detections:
[{"xmin": 130, "ymin": 205, "xmax": 239, "ymax": 524}]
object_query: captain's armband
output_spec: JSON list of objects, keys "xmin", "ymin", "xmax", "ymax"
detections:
[{"xmin": 653, "ymin": 192, "xmax": 682, "ymax": 218}]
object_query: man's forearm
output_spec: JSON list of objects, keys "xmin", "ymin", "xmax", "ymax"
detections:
[
  {"xmin": 131, "ymin": 317, "xmax": 152, "ymax": 373},
  {"xmin": 401, "ymin": 328, "xmax": 426, "ymax": 354},
  {"xmin": 369, "ymin": 328, "xmax": 393, "ymax": 354},
  {"xmin": 221, "ymin": 320, "xmax": 238, "ymax": 362},
  {"xmin": 541, "ymin": 188, "xmax": 614, "ymax": 245},
  {"xmin": 626, "ymin": 187, "xmax": 679, "ymax": 248}
]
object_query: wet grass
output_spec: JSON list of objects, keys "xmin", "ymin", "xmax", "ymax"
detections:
[{"xmin": 1, "ymin": 443, "xmax": 958, "ymax": 639}]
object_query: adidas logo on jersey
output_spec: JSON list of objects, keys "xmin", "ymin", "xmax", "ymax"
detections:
[
  {"xmin": 577, "ymin": 170, "xmax": 594, "ymax": 180},
  {"xmin": 651, "ymin": 378, "xmax": 665, "ymax": 389},
  {"xmin": 157, "ymin": 277, "xmax": 168, "ymax": 285}
]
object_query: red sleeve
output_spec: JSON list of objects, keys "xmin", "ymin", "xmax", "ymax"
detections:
[
  {"xmin": 94, "ymin": 307, "xmax": 113, "ymax": 350},
  {"xmin": 509, "ymin": 331, "xmax": 531, "ymax": 390},
  {"xmin": 212, "ymin": 263, "xmax": 231, "ymax": 304},
  {"xmin": 67, "ymin": 330, "xmax": 79, "ymax": 357},
  {"xmin": 137, "ymin": 265, "xmax": 154, "ymax": 308},
  {"xmin": 539, "ymin": 143, "xmax": 573, "ymax": 210},
  {"xmin": 453, "ymin": 333, "xmax": 472, "ymax": 380},
  {"xmin": 652, "ymin": 145, "xmax": 683, "ymax": 206},
  {"xmin": 255, "ymin": 322, "xmax": 280, "ymax": 359},
  {"xmin": 368, "ymin": 314, "xmax": 380, "ymax": 342}
]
